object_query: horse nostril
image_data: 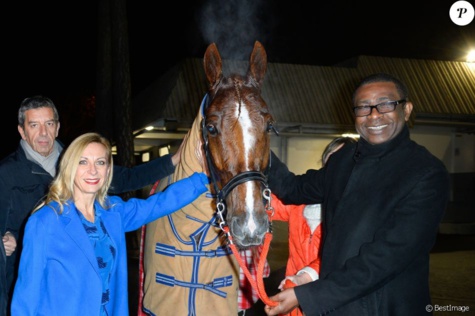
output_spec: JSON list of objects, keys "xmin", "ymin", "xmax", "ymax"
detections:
[
  {"xmin": 227, "ymin": 211, "xmax": 270, "ymax": 248},
  {"xmin": 229, "ymin": 219, "xmax": 245, "ymax": 239}
]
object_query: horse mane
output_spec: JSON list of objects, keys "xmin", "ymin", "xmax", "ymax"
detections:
[{"xmin": 160, "ymin": 96, "xmax": 215, "ymax": 221}]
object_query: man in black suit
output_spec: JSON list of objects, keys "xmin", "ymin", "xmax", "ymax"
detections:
[{"xmin": 264, "ymin": 73, "xmax": 449, "ymax": 316}]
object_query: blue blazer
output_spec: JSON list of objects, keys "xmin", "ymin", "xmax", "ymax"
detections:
[{"xmin": 11, "ymin": 172, "xmax": 208, "ymax": 316}]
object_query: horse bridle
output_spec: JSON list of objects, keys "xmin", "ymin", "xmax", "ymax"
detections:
[{"xmin": 199, "ymin": 93, "xmax": 274, "ymax": 236}]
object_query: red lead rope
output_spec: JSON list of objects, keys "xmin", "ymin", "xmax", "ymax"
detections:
[{"xmin": 224, "ymin": 228, "xmax": 297, "ymax": 307}]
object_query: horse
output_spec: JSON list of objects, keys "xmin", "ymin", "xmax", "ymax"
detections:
[{"xmin": 140, "ymin": 41, "xmax": 275, "ymax": 315}]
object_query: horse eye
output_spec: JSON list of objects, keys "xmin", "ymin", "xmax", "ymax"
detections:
[
  {"xmin": 267, "ymin": 121, "xmax": 279, "ymax": 136},
  {"xmin": 267, "ymin": 121, "xmax": 274, "ymax": 132},
  {"xmin": 206, "ymin": 124, "xmax": 218, "ymax": 135}
]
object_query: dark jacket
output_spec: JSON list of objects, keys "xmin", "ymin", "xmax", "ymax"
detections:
[
  {"xmin": 268, "ymin": 126, "xmax": 450, "ymax": 316},
  {"xmin": 0, "ymin": 241, "xmax": 6, "ymax": 316},
  {"xmin": 0, "ymin": 143, "xmax": 175, "ymax": 294}
]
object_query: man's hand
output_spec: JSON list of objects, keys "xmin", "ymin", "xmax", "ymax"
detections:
[
  {"xmin": 3, "ymin": 231, "xmax": 17, "ymax": 256},
  {"xmin": 278, "ymin": 272, "xmax": 313, "ymax": 290},
  {"xmin": 264, "ymin": 288, "xmax": 299, "ymax": 315}
]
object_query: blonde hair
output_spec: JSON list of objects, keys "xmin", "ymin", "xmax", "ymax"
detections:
[
  {"xmin": 34, "ymin": 132, "xmax": 114, "ymax": 214},
  {"xmin": 321, "ymin": 136, "xmax": 357, "ymax": 167}
]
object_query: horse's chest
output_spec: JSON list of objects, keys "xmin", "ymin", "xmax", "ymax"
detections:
[{"xmin": 142, "ymin": 201, "xmax": 240, "ymax": 315}]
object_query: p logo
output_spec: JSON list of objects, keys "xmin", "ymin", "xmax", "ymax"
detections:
[{"xmin": 450, "ymin": 1, "xmax": 474, "ymax": 25}]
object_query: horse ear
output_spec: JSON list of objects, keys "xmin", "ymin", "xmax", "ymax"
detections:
[
  {"xmin": 203, "ymin": 42, "xmax": 223, "ymax": 87},
  {"xmin": 248, "ymin": 41, "xmax": 267, "ymax": 86}
]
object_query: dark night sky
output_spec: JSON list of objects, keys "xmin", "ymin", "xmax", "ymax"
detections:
[{"xmin": 2, "ymin": 0, "xmax": 474, "ymax": 158}]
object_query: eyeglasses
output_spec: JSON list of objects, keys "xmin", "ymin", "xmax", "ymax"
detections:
[{"xmin": 353, "ymin": 100, "xmax": 406, "ymax": 117}]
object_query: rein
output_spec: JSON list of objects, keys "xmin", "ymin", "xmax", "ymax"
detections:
[
  {"xmin": 218, "ymin": 189, "xmax": 279, "ymax": 307},
  {"xmin": 224, "ymin": 228, "xmax": 278, "ymax": 307},
  {"xmin": 222, "ymin": 192, "xmax": 295, "ymax": 307},
  {"xmin": 200, "ymin": 93, "xmax": 282, "ymax": 306}
]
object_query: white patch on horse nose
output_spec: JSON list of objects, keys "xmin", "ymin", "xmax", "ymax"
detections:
[
  {"xmin": 238, "ymin": 104, "xmax": 259, "ymax": 235},
  {"xmin": 245, "ymin": 182, "xmax": 258, "ymax": 234}
]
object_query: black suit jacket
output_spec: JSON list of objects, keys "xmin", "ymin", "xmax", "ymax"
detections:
[
  {"xmin": 0, "ymin": 241, "xmax": 6, "ymax": 316},
  {"xmin": 268, "ymin": 126, "xmax": 450, "ymax": 315}
]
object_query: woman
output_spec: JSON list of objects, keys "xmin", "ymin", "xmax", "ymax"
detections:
[{"xmin": 11, "ymin": 132, "xmax": 208, "ymax": 316}]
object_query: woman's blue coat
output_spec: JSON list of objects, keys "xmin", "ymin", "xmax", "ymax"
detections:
[{"xmin": 11, "ymin": 172, "xmax": 208, "ymax": 316}]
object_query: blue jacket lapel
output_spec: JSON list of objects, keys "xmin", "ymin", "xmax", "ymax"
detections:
[{"xmin": 60, "ymin": 204, "xmax": 101, "ymax": 277}]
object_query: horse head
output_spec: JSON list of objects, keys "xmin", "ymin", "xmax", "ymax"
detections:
[{"xmin": 202, "ymin": 41, "xmax": 275, "ymax": 249}]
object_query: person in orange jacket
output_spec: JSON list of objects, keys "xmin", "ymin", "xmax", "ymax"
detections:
[{"xmin": 270, "ymin": 136, "xmax": 356, "ymax": 316}]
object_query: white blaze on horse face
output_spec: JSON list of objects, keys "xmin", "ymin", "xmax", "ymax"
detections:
[
  {"xmin": 245, "ymin": 182, "xmax": 258, "ymax": 234},
  {"xmin": 234, "ymin": 103, "xmax": 256, "ymax": 165},
  {"xmin": 235, "ymin": 103, "xmax": 259, "ymax": 235}
]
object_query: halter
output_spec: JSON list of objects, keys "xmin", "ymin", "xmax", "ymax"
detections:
[{"xmin": 200, "ymin": 93, "xmax": 273, "ymax": 230}]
